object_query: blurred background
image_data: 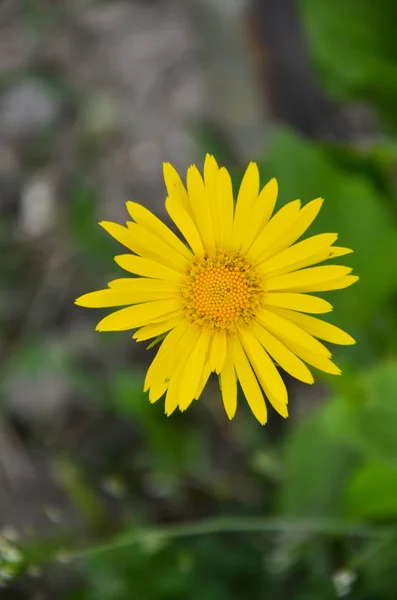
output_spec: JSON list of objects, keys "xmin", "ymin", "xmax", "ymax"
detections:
[{"xmin": 1, "ymin": 0, "xmax": 397, "ymax": 598}]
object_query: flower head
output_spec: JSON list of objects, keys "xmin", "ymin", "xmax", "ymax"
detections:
[{"xmin": 75, "ymin": 155, "xmax": 358, "ymax": 423}]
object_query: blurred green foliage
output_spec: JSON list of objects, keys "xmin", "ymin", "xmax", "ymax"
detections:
[
  {"xmin": 300, "ymin": 0, "xmax": 397, "ymax": 128},
  {"xmin": 2, "ymin": 0, "xmax": 397, "ymax": 598}
]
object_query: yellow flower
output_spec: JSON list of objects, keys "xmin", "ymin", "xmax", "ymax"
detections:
[{"xmin": 75, "ymin": 155, "xmax": 358, "ymax": 424}]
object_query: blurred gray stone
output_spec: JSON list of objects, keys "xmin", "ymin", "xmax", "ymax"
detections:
[
  {"xmin": 0, "ymin": 80, "xmax": 61, "ymax": 140},
  {"xmin": 79, "ymin": 92, "xmax": 123, "ymax": 139},
  {"xmin": 6, "ymin": 369, "xmax": 71, "ymax": 426},
  {"xmin": 188, "ymin": 0, "xmax": 269, "ymax": 160},
  {"xmin": 67, "ymin": 0, "xmax": 206, "ymax": 221},
  {"xmin": 19, "ymin": 174, "xmax": 57, "ymax": 238}
]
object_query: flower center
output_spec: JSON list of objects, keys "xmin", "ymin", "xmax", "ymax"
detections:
[{"xmin": 182, "ymin": 251, "xmax": 265, "ymax": 331}]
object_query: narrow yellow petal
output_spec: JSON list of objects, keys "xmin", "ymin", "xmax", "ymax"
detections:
[
  {"xmin": 240, "ymin": 178, "xmax": 278, "ymax": 253},
  {"xmin": 99, "ymin": 221, "xmax": 142, "ymax": 253},
  {"xmin": 126, "ymin": 222, "xmax": 189, "ymax": 272},
  {"xmin": 239, "ymin": 328, "xmax": 288, "ymax": 418},
  {"xmin": 302, "ymin": 275, "xmax": 359, "ymax": 293},
  {"xmin": 258, "ymin": 309, "xmax": 331, "ymax": 357},
  {"xmin": 133, "ymin": 313, "xmax": 185, "ymax": 342},
  {"xmin": 114, "ymin": 255, "xmax": 182, "ymax": 281},
  {"xmin": 219, "ymin": 346, "xmax": 237, "ymax": 419},
  {"xmin": 76, "ymin": 287, "xmax": 173, "ymax": 308},
  {"xmin": 252, "ymin": 323, "xmax": 314, "ymax": 384},
  {"xmin": 265, "ymin": 246, "xmax": 354, "ymax": 279},
  {"xmin": 165, "ymin": 353, "xmax": 191, "ymax": 415},
  {"xmin": 232, "ymin": 162, "xmax": 260, "ymax": 249},
  {"xmin": 148, "ymin": 309, "xmax": 182, "ymax": 325},
  {"xmin": 163, "ymin": 162, "xmax": 190, "ymax": 213},
  {"xmin": 247, "ymin": 200, "xmax": 301, "ymax": 262},
  {"xmin": 208, "ymin": 331, "xmax": 227, "ymax": 374},
  {"xmin": 75, "ymin": 289, "xmax": 128, "ymax": 308},
  {"xmin": 144, "ymin": 323, "xmax": 188, "ymax": 391},
  {"xmin": 216, "ymin": 167, "xmax": 234, "ymax": 248},
  {"xmin": 195, "ymin": 363, "xmax": 211, "ymax": 400},
  {"xmin": 179, "ymin": 330, "xmax": 211, "ymax": 411},
  {"xmin": 148, "ymin": 378, "xmax": 169, "ymax": 404},
  {"xmin": 150, "ymin": 326, "xmax": 193, "ymax": 404},
  {"xmin": 280, "ymin": 339, "xmax": 342, "ymax": 375},
  {"xmin": 165, "ymin": 195, "xmax": 205, "ymax": 256},
  {"xmin": 126, "ymin": 201, "xmax": 193, "ymax": 261},
  {"xmin": 258, "ymin": 198, "xmax": 324, "ymax": 262},
  {"xmin": 186, "ymin": 166, "xmax": 215, "ymax": 251},
  {"xmin": 108, "ymin": 278, "xmax": 176, "ymax": 292},
  {"xmin": 96, "ymin": 299, "xmax": 181, "ymax": 332},
  {"xmin": 266, "ymin": 265, "xmax": 353, "ymax": 292},
  {"xmin": 265, "ymin": 292, "xmax": 333, "ymax": 314},
  {"xmin": 100, "ymin": 221, "xmax": 185, "ymax": 272},
  {"xmin": 161, "ymin": 325, "xmax": 200, "ymax": 411},
  {"xmin": 230, "ymin": 335, "xmax": 268, "ymax": 425},
  {"xmin": 259, "ymin": 233, "xmax": 338, "ymax": 276},
  {"xmin": 204, "ymin": 154, "xmax": 220, "ymax": 246},
  {"xmin": 270, "ymin": 307, "xmax": 356, "ymax": 345}
]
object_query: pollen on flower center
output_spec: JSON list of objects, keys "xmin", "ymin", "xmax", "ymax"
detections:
[{"xmin": 182, "ymin": 251, "xmax": 265, "ymax": 331}]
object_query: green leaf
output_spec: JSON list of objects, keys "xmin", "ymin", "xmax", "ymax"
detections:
[
  {"xmin": 300, "ymin": 0, "xmax": 397, "ymax": 127},
  {"xmin": 280, "ymin": 406, "xmax": 355, "ymax": 517},
  {"xmin": 66, "ymin": 177, "xmax": 114, "ymax": 268},
  {"xmin": 108, "ymin": 370, "xmax": 206, "ymax": 476},
  {"xmin": 347, "ymin": 462, "xmax": 397, "ymax": 518},
  {"xmin": 324, "ymin": 362, "xmax": 397, "ymax": 463},
  {"xmin": 146, "ymin": 333, "xmax": 167, "ymax": 350}
]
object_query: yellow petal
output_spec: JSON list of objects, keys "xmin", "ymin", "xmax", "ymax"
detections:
[
  {"xmin": 265, "ymin": 292, "xmax": 333, "ymax": 314},
  {"xmin": 208, "ymin": 331, "xmax": 227, "ymax": 374},
  {"xmin": 258, "ymin": 309, "xmax": 331, "ymax": 357},
  {"xmin": 239, "ymin": 328, "xmax": 288, "ymax": 418},
  {"xmin": 195, "ymin": 363, "xmax": 211, "ymax": 400},
  {"xmin": 266, "ymin": 265, "xmax": 353, "ymax": 292},
  {"xmin": 133, "ymin": 313, "xmax": 185, "ymax": 342},
  {"xmin": 126, "ymin": 201, "xmax": 192, "ymax": 261},
  {"xmin": 179, "ymin": 330, "xmax": 211, "ymax": 411},
  {"xmin": 216, "ymin": 167, "xmax": 234, "ymax": 249},
  {"xmin": 219, "ymin": 344, "xmax": 237, "ymax": 419},
  {"xmin": 260, "ymin": 233, "xmax": 338, "ymax": 276},
  {"xmin": 252, "ymin": 323, "xmax": 313, "ymax": 384},
  {"xmin": 100, "ymin": 221, "xmax": 184, "ymax": 272},
  {"xmin": 240, "ymin": 178, "xmax": 278, "ymax": 253},
  {"xmin": 303, "ymin": 274, "xmax": 359, "ymax": 293},
  {"xmin": 270, "ymin": 307, "xmax": 356, "ymax": 345},
  {"xmin": 149, "ymin": 325, "xmax": 194, "ymax": 403},
  {"xmin": 186, "ymin": 166, "xmax": 215, "ymax": 251},
  {"xmin": 230, "ymin": 335, "xmax": 268, "ymax": 425},
  {"xmin": 247, "ymin": 200, "xmax": 301, "ymax": 262},
  {"xmin": 165, "ymin": 353, "xmax": 191, "ymax": 415},
  {"xmin": 280, "ymin": 338, "xmax": 341, "ymax": 375},
  {"xmin": 108, "ymin": 278, "xmax": 176, "ymax": 292},
  {"xmin": 165, "ymin": 195, "xmax": 204, "ymax": 256},
  {"xmin": 114, "ymin": 255, "xmax": 182, "ymax": 281},
  {"xmin": 144, "ymin": 323, "xmax": 188, "ymax": 391},
  {"xmin": 204, "ymin": 154, "xmax": 220, "ymax": 245},
  {"xmin": 96, "ymin": 299, "xmax": 181, "ymax": 332},
  {"xmin": 99, "ymin": 221, "xmax": 143, "ymax": 253},
  {"xmin": 76, "ymin": 286, "xmax": 173, "ymax": 308},
  {"xmin": 161, "ymin": 325, "xmax": 200, "ymax": 410},
  {"xmin": 232, "ymin": 162, "xmax": 260, "ymax": 249},
  {"xmin": 148, "ymin": 378, "xmax": 169, "ymax": 404},
  {"xmin": 126, "ymin": 222, "xmax": 189, "ymax": 272},
  {"xmin": 148, "ymin": 309, "xmax": 182, "ymax": 325},
  {"xmin": 266, "ymin": 246, "xmax": 354, "ymax": 279},
  {"xmin": 163, "ymin": 162, "xmax": 190, "ymax": 213},
  {"xmin": 259, "ymin": 198, "xmax": 323, "ymax": 262}
]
